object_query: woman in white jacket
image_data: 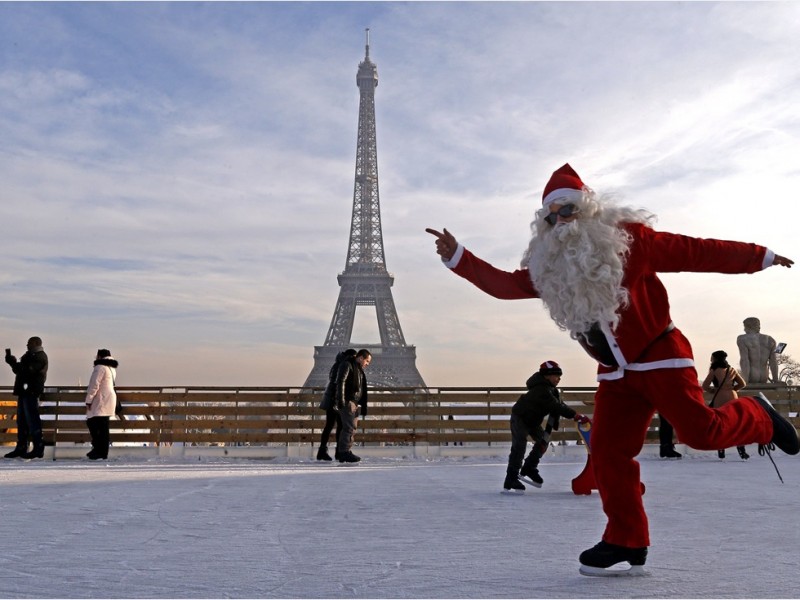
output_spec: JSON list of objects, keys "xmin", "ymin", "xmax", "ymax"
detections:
[{"xmin": 85, "ymin": 349, "xmax": 119, "ymax": 460}]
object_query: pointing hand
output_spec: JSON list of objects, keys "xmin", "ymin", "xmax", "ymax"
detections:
[{"xmin": 425, "ymin": 228, "xmax": 458, "ymax": 261}]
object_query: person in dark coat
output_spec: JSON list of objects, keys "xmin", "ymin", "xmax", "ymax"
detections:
[
  {"xmin": 504, "ymin": 360, "xmax": 589, "ymax": 491},
  {"xmin": 317, "ymin": 349, "xmax": 356, "ymax": 461},
  {"xmin": 4, "ymin": 336, "xmax": 49, "ymax": 459},
  {"xmin": 335, "ymin": 349, "xmax": 371, "ymax": 463}
]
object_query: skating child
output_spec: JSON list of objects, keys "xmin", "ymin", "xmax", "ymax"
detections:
[{"xmin": 504, "ymin": 360, "xmax": 589, "ymax": 491}]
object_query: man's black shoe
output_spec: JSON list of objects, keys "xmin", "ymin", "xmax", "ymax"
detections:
[
  {"xmin": 22, "ymin": 446, "xmax": 44, "ymax": 460},
  {"xmin": 660, "ymin": 447, "xmax": 682, "ymax": 459},
  {"xmin": 4, "ymin": 447, "xmax": 27, "ymax": 459},
  {"xmin": 579, "ymin": 541, "xmax": 647, "ymax": 576},
  {"xmin": 754, "ymin": 393, "xmax": 799, "ymax": 455},
  {"xmin": 338, "ymin": 451, "xmax": 361, "ymax": 463},
  {"xmin": 316, "ymin": 447, "xmax": 333, "ymax": 461}
]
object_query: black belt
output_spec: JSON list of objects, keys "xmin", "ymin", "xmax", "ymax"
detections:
[{"xmin": 577, "ymin": 321, "xmax": 675, "ymax": 367}]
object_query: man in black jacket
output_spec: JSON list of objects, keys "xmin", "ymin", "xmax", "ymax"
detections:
[
  {"xmin": 335, "ymin": 349, "xmax": 371, "ymax": 463},
  {"xmin": 4, "ymin": 336, "xmax": 49, "ymax": 459},
  {"xmin": 504, "ymin": 360, "xmax": 588, "ymax": 491},
  {"xmin": 317, "ymin": 349, "xmax": 356, "ymax": 461}
]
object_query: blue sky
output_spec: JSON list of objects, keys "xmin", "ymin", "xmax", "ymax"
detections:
[{"xmin": 1, "ymin": 2, "xmax": 798, "ymax": 388}]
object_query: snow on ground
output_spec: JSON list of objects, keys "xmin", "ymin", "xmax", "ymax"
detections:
[{"xmin": 1, "ymin": 448, "xmax": 799, "ymax": 599}]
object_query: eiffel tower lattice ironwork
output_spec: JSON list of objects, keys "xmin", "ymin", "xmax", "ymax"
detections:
[{"xmin": 303, "ymin": 31, "xmax": 426, "ymax": 390}]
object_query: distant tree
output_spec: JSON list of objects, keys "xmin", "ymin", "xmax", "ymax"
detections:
[{"xmin": 776, "ymin": 353, "xmax": 800, "ymax": 386}]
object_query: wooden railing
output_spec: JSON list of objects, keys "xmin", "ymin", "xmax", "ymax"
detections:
[{"xmin": 1, "ymin": 385, "xmax": 797, "ymax": 449}]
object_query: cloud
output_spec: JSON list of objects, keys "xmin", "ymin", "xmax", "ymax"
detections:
[{"xmin": 0, "ymin": 2, "xmax": 798, "ymax": 388}]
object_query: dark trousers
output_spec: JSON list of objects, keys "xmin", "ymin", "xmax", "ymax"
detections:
[
  {"xmin": 337, "ymin": 401, "xmax": 359, "ymax": 454},
  {"xmin": 319, "ymin": 408, "xmax": 341, "ymax": 449},
  {"xmin": 659, "ymin": 414, "xmax": 676, "ymax": 449},
  {"xmin": 87, "ymin": 416, "xmax": 110, "ymax": 458},
  {"xmin": 15, "ymin": 392, "xmax": 43, "ymax": 449},
  {"xmin": 507, "ymin": 414, "xmax": 546, "ymax": 477}
]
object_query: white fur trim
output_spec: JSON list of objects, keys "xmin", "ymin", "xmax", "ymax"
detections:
[
  {"xmin": 543, "ymin": 187, "xmax": 584, "ymax": 207},
  {"xmin": 762, "ymin": 249, "xmax": 775, "ymax": 270},
  {"xmin": 596, "ymin": 358, "xmax": 696, "ymax": 381},
  {"xmin": 443, "ymin": 244, "xmax": 464, "ymax": 269}
]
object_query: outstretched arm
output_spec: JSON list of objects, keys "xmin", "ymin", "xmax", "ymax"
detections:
[{"xmin": 425, "ymin": 227, "xmax": 538, "ymax": 300}]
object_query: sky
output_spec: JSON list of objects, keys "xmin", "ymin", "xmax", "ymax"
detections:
[
  {"xmin": 3, "ymin": 451, "xmax": 800, "ymax": 598},
  {"xmin": 1, "ymin": 1, "xmax": 799, "ymax": 389}
]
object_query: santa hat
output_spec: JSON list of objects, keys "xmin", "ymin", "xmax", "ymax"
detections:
[
  {"xmin": 539, "ymin": 360, "xmax": 563, "ymax": 376},
  {"xmin": 542, "ymin": 163, "xmax": 586, "ymax": 207}
]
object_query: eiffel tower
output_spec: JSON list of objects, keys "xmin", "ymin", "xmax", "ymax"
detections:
[{"xmin": 303, "ymin": 30, "xmax": 427, "ymax": 390}]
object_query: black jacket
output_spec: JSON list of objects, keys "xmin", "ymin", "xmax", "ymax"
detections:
[
  {"xmin": 6, "ymin": 349, "xmax": 49, "ymax": 397},
  {"xmin": 511, "ymin": 372, "xmax": 575, "ymax": 431},
  {"xmin": 335, "ymin": 357, "xmax": 368, "ymax": 416},
  {"xmin": 320, "ymin": 351, "xmax": 352, "ymax": 411}
]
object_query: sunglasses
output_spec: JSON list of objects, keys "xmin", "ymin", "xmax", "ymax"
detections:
[{"xmin": 544, "ymin": 203, "xmax": 579, "ymax": 226}]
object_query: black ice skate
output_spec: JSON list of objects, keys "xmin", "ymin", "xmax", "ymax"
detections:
[
  {"xmin": 754, "ymin": 393, "xmax": 799, "ymax": 455},
  {"xmin": 502, "ymin": 476, "xmax": 525, "ymax": 494},
  {"xmin": 519, "ymin": 467, "xmax": 543, "ymax": 488},
  {"xmin": 579, "ymin": 541, "xmax": 648, "ymax": 577},
  {"xmin": 737, "ymin": 446, "xmax": 749, "ymax": 460}
]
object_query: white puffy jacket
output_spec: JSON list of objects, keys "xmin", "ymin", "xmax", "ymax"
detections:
[{"xmin": 85, "ymin": 358, "xmax": 118, "ymax": 418}]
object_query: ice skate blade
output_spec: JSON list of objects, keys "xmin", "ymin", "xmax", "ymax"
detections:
[
  {"xmin": 500, "ymin": 489, "xmax": 524, "ymax": 495},
  {"xmin": 579, "ymin": 564, "xmax": 649, "ymax": 577},
  {"xmin": 519, "ymin": 476, "xmax": 542, "ymax": 488}
]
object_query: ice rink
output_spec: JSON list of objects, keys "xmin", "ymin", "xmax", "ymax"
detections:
[{"xmin": 2, "ymin": 448, "xmax": 798, "ymax": 599}]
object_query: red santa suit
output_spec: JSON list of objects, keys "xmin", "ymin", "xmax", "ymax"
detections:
[{"xmin": 444, "ymin": 221, "xmax": 775, "ymax": 548}]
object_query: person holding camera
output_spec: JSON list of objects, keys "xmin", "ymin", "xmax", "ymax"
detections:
[
  {"xmin": 84, "ymin": 349, "xmax": 119, "ymax": 460},
  {"xmin": 4, "ymin": 336, "xmax": 49, "ymax": 459}
]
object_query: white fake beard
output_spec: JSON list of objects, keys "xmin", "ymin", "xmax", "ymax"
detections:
[{"xmin": 525, "ymin": 215, "xmax": 632, "ymax": 336}]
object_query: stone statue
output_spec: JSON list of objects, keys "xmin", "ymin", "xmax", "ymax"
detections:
[{"xmin": 736, "ymin": 317, "xmax": 779, "ymax": 384}]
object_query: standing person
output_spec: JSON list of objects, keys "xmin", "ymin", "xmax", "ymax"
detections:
[
  {"xmin": 335, "ymin": 348, "xmax": 371, "ymax": 463},
  {"xmin": 702, "ymin": 350, "xmax": 748, "ymax": 460},
  {"xmin": 84, "ymin": 349, "xmax": 119, "ymax": 460},
  {"xmin": 737, "ymin": 317, "xmax": 779, "ymax": 384},
  {"xmin": 4, "ymin": 336, "xmax": 48, "ymax": 459},
  {"xmin": 426, "ymin": 163, "xmax": 797, "ymax": 576},
  {"xmin": 504, "ymin": 360, "xmax": 590, "ymax": 492},
  {"xmin": 317, "ymin": 349, "xmax": 356, "ymax": 461}
]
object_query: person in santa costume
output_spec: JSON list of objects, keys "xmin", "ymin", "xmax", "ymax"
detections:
[{"xmin": 426, "ymin": 163, "xmax": 797, "ymax": 576}]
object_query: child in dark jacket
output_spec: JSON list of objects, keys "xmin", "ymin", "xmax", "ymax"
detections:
[{"xmin": 504, "ymin": 360, "xmax": 589, "ymax": 491}]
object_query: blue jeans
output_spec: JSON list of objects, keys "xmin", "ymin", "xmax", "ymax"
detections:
[{"xmin": 16, "ymin": 392, "xmax": 43, "ymax": 448}]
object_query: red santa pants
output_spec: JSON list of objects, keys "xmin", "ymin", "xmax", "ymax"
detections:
[{"xmin": 590, "ymin": 366, "xmax": 773, "ymax": 548}]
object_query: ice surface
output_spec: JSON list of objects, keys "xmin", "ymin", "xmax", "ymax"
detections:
[{"xmin": 1, "ymin": 449, "xmax": 798, "ymax": 599}]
